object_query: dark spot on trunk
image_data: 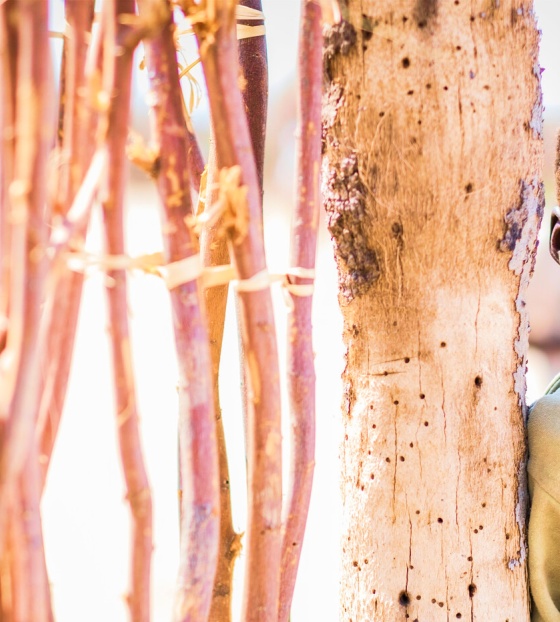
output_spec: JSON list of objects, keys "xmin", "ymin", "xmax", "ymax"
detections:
[
  {"xmin": 213, "ymin": 582, "xmax": 230, "ymax": 597},
  {"xmin": 361, "ymin": 14, "xmax": 374, "ymax": 41},
  {"xmin": 414, "ymin": 0, "xmax": 438, "ymax": 26},
  {"xmin": 468, "ymin": 583, "xmax": 477, "ymax": 597},
  {"xmin": 399, "ymin": 591, "xmax": 411, "ymax": 606}
]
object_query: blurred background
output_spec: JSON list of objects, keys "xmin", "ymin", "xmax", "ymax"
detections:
[{"xmin": 42, "ymin": 2, "xmax": 560, "ymax": 621}]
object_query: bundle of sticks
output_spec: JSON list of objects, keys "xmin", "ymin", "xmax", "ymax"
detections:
[{"xmin": 0, "ymin": 0, "xmax": 328, "ymax": 620}]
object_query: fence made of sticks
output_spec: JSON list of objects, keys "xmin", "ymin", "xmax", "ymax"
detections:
[{"xmin": 0, "ymin": 0, "xmax": 330, "ymax": 620}]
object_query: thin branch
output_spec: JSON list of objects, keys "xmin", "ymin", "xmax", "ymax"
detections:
[
  {"xmin": 278, "ymin": 3, "xmax": 322, "ymax": 617},
  {"xmin": 237, "ymin": 0, "xmax": 267, "ymax": 194},
  {"xmin": 140, "ymin": 2, "xmax": 220, "ymax": 619},
  {"xmin": 37, "ymin": 0, "xmax": 96, "ymax": 488},
  {"xmin": 190, "ymin": 2, "xmax": 283, "ymax": 619},
  {"xmin": 0, "ymin": 0, "xmax": 17, "ymax": 358},
  {"xmin": 10, "ymin": 441, "xmax": 53, "ymax": 622},
  {"xmin": 0, "ymin": 0, "xmax": 52, "ymax": 541},
  {"xmin": 101, "ymin": 2, "xmax": 152, "ymax": 620},
  {"xmin": 202, "ymin": 147, "xmax": 238, "ymax": 622},
  {"xmin": 203, "ymin": 1, "xmax": 268, "ymax": 618}
]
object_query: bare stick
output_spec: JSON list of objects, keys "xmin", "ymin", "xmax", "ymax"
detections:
[
  {"xmin": 0, "ymin": 0, "xmax": 17, "ymax": 357},
  {"xmin": 38, "ymin": 0, "xmax": 96, "ymax": 488},
  {"xmin": 277, "ymin": 7, "xmax": 322, "ymax": 619},
  {"xmin": 204, "ymin": 2, "xmax": 267, "ymax": 618},
  {"xmin": 202, "ymin": 146, "xmax": 239, "ymax": 622},
  {"xmin": 0, "ymin": 0, "xmax": 52, "ymax": 535},
  {"xmin": 189, "ymin": 1, "xmax": 283, "ymax": 619},
  {"xmin": 237, "ymin": 0, "xmax": 267, "ymax": 194},
  {"xmin": 10, "ymin": 442, "xmax": 53, "ymax": 622},
  {"xmin": 101, "ymin": 2, "xmax": 152, "ymax": 620},
  {"xmin": 139, "ymin": 3, "xmax": 220, "ymax": 619}
]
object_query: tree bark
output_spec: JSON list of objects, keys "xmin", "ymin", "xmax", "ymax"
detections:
[{"xmin": 322, "ymin": 2, "xmax": 542, "ymax": 620}]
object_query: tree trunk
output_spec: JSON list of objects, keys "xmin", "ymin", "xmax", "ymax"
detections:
[{"xmin": 322, "ymin": 2, "xmax": 542, "ymax": 620}]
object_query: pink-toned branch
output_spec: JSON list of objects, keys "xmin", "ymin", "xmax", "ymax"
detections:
[
  {"xmin": 140, "ymin": 3, "xmax": 219, "ymax": 620},
  {"xmin": 10, "ymin": 441, "xmax": 53, "ymax": 622},
  {"xmin": 101, "ymin": 2, "xmax": 152, "ymax": 620},
  {"xmin": 278, "ymin": 5, "xmax": 322, "ymax": 619},
  {"xmin": 38, "ymin": 0, "xmax": 96, "ymax": 488},
  {"xmin": 0, "ymin": 0, "xmax": 17, "ymax": 357},
  {"xmin": 0, "ymin": 0, "xmax": 52, "ymax": 542},
  {"xmin": 189, "ymin": 2, "xmax": 283, "ymax": 619},
  {"xmin": 203, "ymin": 2, "xmax": 268, "ymax": 618}
]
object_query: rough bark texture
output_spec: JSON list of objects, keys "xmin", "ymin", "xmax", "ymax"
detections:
[{"xmin": 323, "ymin": 2, "xmax": 543, "ymax": 621}]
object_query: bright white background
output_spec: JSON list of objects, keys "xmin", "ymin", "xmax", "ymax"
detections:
[{"xmin": 42, "ymin": 2, "xmax": 560, "ymax": 621}]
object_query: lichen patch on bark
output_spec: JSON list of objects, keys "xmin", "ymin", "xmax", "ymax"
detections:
[
  {"xmin": 323, "ymin": 19, "xmax": 357, "ymax": 81},
  {"xmin": 323, "ymin": 152, "xmax": 379, "ymax": 305}
]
